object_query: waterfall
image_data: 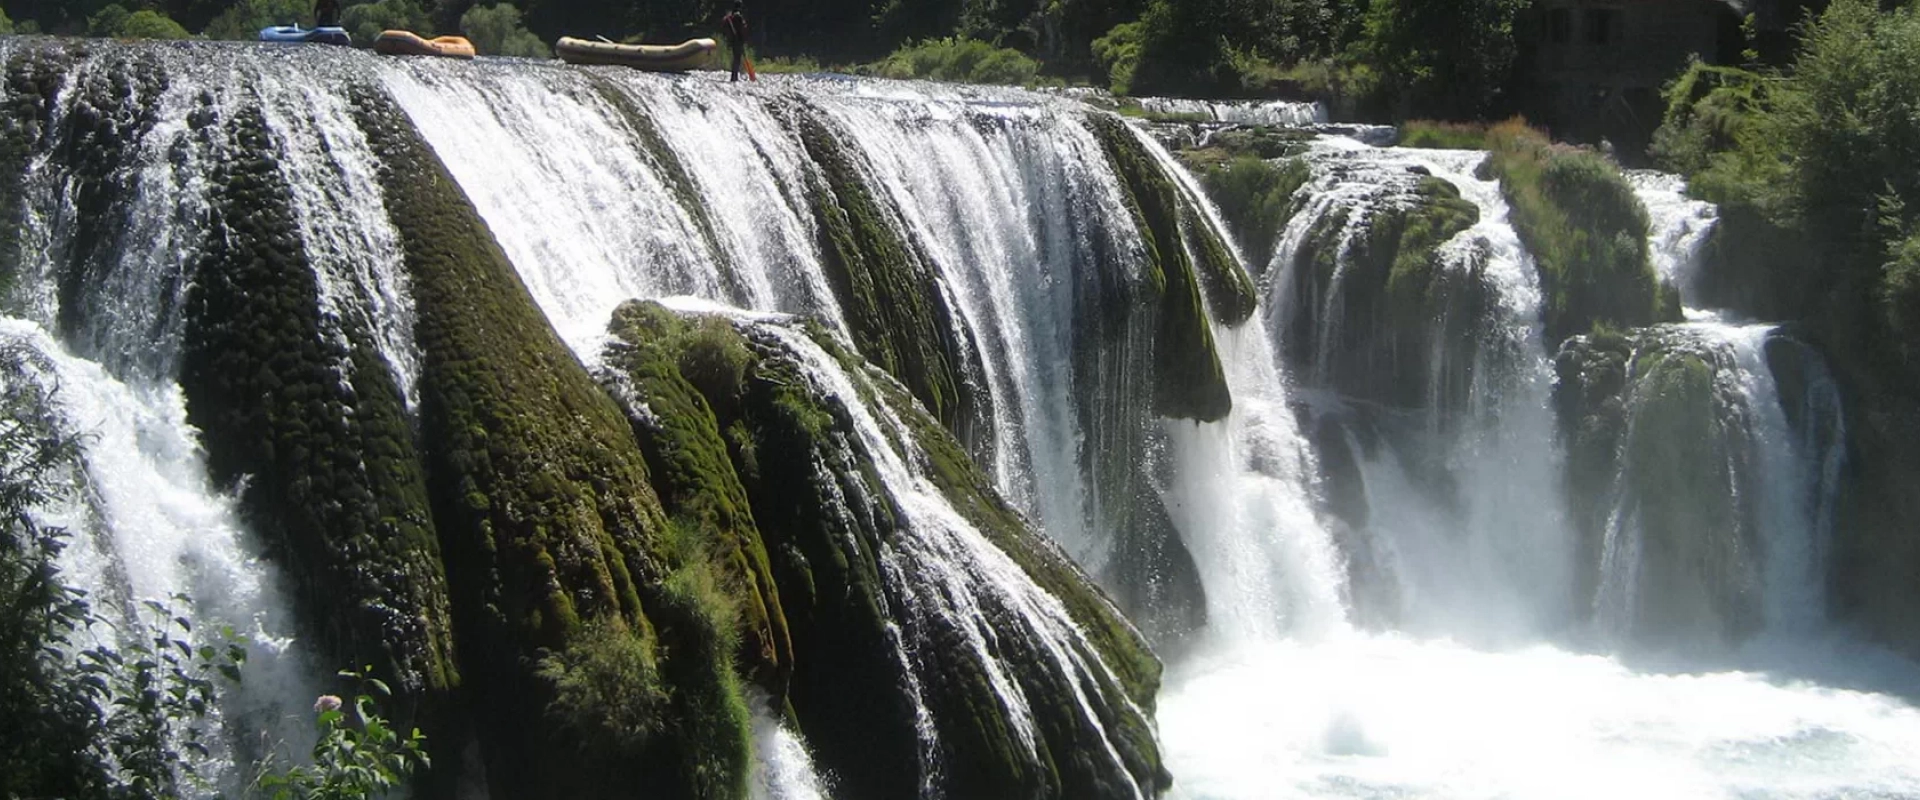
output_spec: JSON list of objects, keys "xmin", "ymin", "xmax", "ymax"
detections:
[
  {"xmin": 9, "ymin": 35, "xmax": 1920, "ymax": 800},
  {"xmin": 1267, "ymin": 139, "xmax": 1578, "ymax": 640},
  {"xmin": 0, "ymin": 42, "xmax": 353, "ymax": 787},
  {"xmin": 1157, "ymin": 134, "xmax": 1920, "ymax": 797}
]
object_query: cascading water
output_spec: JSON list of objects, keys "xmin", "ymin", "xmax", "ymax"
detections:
[
  {"xmin": 1156, "ymin": 137, "xmax": 1920, "ymax": 797},
  {"xmin": 8, "ymin": 34, "xmax": 1920, "ymax": 799},
  {"xmin": 1, "ymin": 40, "xmax": 336, "ymax": 789},
  {"xmin": 1136, "ymin": 96, "xmax": 1327, "ymax": 126}
]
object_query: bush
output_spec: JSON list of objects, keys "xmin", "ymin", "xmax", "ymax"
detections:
[
  {"xmin": 202, "ymin": 0, "xmax": 311, "ymax": 39},
  {"xmin": 0, "ymin": 342, "xmax": 250, "ymax": 798},
  {"xmin": 534, "ymin": 620, "xmax": 667, "ymax": 759},
  {"xmin": 340, "ymin": 0, "xmax": 433, "ymax": 43},
  {"xmin": 0, "ymin": 7, "xmax": 12, "ymax": 34},
  {"xmin": 250, "ymin": 670, "xmax": 429, "ymax": 800},
  {"xmin": 871, "ymin": 37, "xmax": 1041, "ymax": 86},
  {"xmin": 1092, "ymin": 21, "xmax": 1143, "ymax": 95},
  {"xmin": 117, "ymin": 9, "xmax": 192, "ymax": 38},
  {"xmin": 676, "ymin": 318, "xmax": 752, "ymax": 415},
  {"xmin": 1488, "ymin": 120, "xmax": 1669, "ymax": 343},
  {"xmin": 1398, "ymin": 120, "xmax": 1489, "ymax": 150},
  {"xmin": 460, "ymin": 3, "xmax": 548, "ymax": 57}
]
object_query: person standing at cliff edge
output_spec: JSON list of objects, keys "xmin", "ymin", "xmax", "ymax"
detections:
[
  {"xmin": 314, "ymin": 0, "xmax": 340, "ymax": 28},
  {"xmin": 721, "ymin": 1, "xmax": 749, "ymax": 82}
]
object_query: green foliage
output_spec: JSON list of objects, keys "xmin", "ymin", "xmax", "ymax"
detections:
[
  {"xmin": 871, "ymin": 37, "xmax": 1041, "ymax": 85},
  {"xmin": 0, "ymin": 7, "xmax": 13, "ymax": 33},
  {"xmin": 460, "ymin": 3, "xmax": 548, "ymax": 57},
  {"xmin": 1883, "ymin": 228, "xmax": 1920, "ymax": 355},
  {"xmin": 1091, "ymin": 20, "xmax": 1143, "ymax": 94},
  {"xmin": 1357, "ymin": 0, "xmax": 1525, "ymax": 117},
  {"xmin": 0, "ymin": 350, "xmax": 246, "ymax": 798},
  {"xmin": 1488, "ymin": 120, "xmax": 1671, "ymax": 343},
  {"xmin": 203, "ymin": 0, "xmax": 311, "ymax": 39},
  {"xmin": 340, "ymin": 0, "xmax": 434, "ymax": 42},
  {"xmin": 118, "ymin": 9, "xmax": 193, "ymax": 38},
  {"xmin": 1398, "ymin": 119, "xmax": 1489, "ymax": 150},
  {"xmin": 250, "ymin": 669, "xmax": 429, "ymax": 800},
  {"xmin": 87, "ymin": 4, "xmax": 131, "ymax": 35},
  {"xmin": 1652, "ymin": 0, "xmax": 1920, "ymax": 347},
  {"xmin": 534, "ymin": 619, "xmax": 666, "ymax": 759}
]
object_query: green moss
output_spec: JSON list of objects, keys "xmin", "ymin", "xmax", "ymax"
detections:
[
  {"xmin": 1174, "ymin": 127, "xmax": 1315, "ymax": 171},
  {"xmin": 821, "ymin": 328, "xmax": 1169, "ymax": 796},
  {"xmin": 1086, "ymin": 113, "xmax": 1237, "ymax": 420},
  {"xmin": 602, "ymin": 302, "xmax": 792, "ymax": 699},
  {"xmin": 611, "ymin": 304, "xmax": 1169, "ymax": 798},
  {"xmin": 1486, "ymin": 122, "xmax": 1678, "ymax": 344},
  {"xmin": 793, "ymin": 105, "xmax": 985, "ymax": 441},
  {"xmin": 1620, "ymin": 348, "xmax": 1760, "ymax": 648},
  {"xmin": 1554, "ymin": 330, "xmax": 1763, "ymax": 650},
  {"xmin": 1276, "ymin": 175, "xmax": 1488, "ymax": 411},
  {"xmin": 0, "ymin": 45, "xmax": 68, "ymax": 303},
  {"xmin": 171, "ymin": 96, "xmax": 458, "ymax": 702},
  {"xmin": 1194, "ymin": 155, "xmax": 1309, "ymax": 270},
  {"xmin": 351, "ymin": 88, "xmax": 767, "ymax": 798}
]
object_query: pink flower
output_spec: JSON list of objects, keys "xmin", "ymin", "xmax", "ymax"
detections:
[{"xmin": 314, "ymin": 695, "xmax": 343, "ymax": 713}]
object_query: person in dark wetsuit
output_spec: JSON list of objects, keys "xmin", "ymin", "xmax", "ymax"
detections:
[
  {"xmin": 720, "ymin": 1, "xmax": 749, "ymax": 82},
  {"xmin": 314, "ymin": 0, "xmax": 341, "ymax": 28}
]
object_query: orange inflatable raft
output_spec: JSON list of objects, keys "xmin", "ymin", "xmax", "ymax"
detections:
[
  {"xmin": 555, "ymin": 37, "xmax": 716, "ymax": 71},
  {"xmin": 373, "ymin": 30, "xmax": 477, "ymax": 59}
]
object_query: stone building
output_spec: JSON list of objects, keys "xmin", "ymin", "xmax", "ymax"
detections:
[{"xmin": 1520, "ymin": 0, "xmax": 1745, "ymax": 160}]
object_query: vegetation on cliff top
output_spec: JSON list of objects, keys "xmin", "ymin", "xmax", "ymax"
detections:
[
  {"xmin": 1651, "ymin": 0, "xmax": 1920, "ymax": 658},
  {"xmin": 1486, "ymin": 120, "xmax": 1679, "ymax": 344}
]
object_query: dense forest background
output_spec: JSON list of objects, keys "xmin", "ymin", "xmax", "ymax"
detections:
[{"xmin": 0, "ymin": 0, "xmax": 1697, "ymax": 119}]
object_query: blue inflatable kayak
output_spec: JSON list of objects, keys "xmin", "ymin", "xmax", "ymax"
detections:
[{"xmin": 259, "ymin": 26, "xmax": 352, "ymax": 46}]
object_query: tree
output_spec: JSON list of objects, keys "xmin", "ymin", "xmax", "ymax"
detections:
[
  {"xmin": 1357, "ymin": 0, "xmax": 1528, "ymax": 118},
  {"xmin": 87, "ymin": 3, "xmax": 132, "ymax": 35},
  {"xmin": 341, "ymin": 0, "xmax": 435, "ymax": 42},
  {"xmin": 202, "ymin": 0, "xmax": 312, "ymax": 39},
  {"xmin": 119, "ymin": 9, "xmax": 194, "ymax": 38},
  {"xmin": 461, "ymin": 3, "xmax": 549, "ymax": 56},
  {"xmin": 0, "ymin": 6, "xmax": 14, "ymax": 33}
]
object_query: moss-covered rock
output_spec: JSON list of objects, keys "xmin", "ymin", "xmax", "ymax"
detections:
[
  {"xmin": 603, "ymin": 302, "xmax": 1167, "ymax": 800},
  {"xmin": 1275, "ymin": 174, "xmax": 1489, "ymax": 412},
  {"xmin": 352, "ymin": 90, "xmax": 752, "ymax": 800},
  {"xmin": 1171, "ymin": 125, "xmax": 1316, "ymax": 173},
  {"xmin": 1487, "ymin": 123, "xmax": 1681, "ymax": 344},
  {"xmin": 789, "ymin": 103, "xmax": 991, "ymax": 451},
  {"xmin": 180, "ymin": 98, "xmax": 460, "ymax": 700},
  {"xmin": 1086, "ymin": 112, "xmax": 1239, "ymax": 420},
  {"xmin": 1553, "ymin": 327, "xmax": 1763, "ymax": 651},
  {"xmin": 600, "ymin": 302, "xmax": 792, "ymax": 699},
  {"xmin": 0, "ymin": 44, "xmax": 70, "ymax": 302},
  {"xmin": 1193, "ymin": 155, "xmax": 1309, "ymax": 272}
]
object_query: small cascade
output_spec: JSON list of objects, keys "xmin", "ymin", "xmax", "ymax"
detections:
[
  {"xmin": 1, "ymin": 316, "xmax": 317, "ymax": 787},
  {"xmin": 1627, "ymin": 169, "xmax": 1717, "ymax": 303},
  {"xmin": 747, "ymin": 694, "xmax": 832, "ymax": 800},
  {"xmin": 1269, "ymin": 140, "xmax": 1578, "ymax": 640},
  {"xmin": 1135, "ymin": 96, "xmax": 1327, "ymax": 126},
  {"xmin": 758, "ymin": 319, "xmax": 1159, "ymax": 798}
]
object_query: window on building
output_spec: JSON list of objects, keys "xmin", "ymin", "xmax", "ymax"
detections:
[
  {"xmin": 1549, "ymin": 8, "xmax": 1571, "ymax": 43},
  {"xmin": 1586, "ymin": 7, "xmax": 1620, "ymax": 45}
]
